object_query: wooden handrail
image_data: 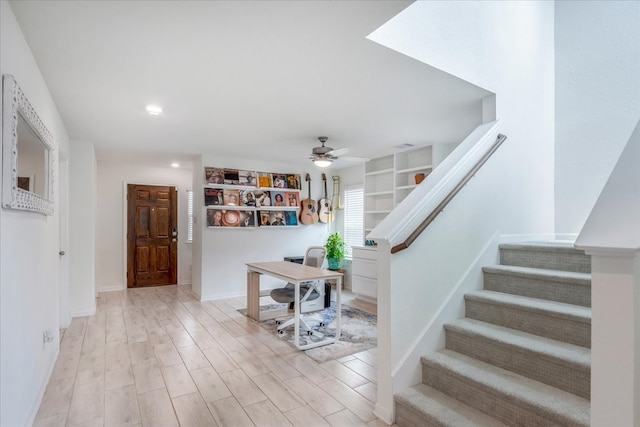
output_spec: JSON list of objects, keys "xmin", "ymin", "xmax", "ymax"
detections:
[{"xmin": 391, "ymin": 133, "xmax": 507, "ymax": 254}]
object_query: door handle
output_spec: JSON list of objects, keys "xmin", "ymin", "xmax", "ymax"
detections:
[{"xmin": 59, "ymin": 251, "xmax": 66, "ymax": 256}]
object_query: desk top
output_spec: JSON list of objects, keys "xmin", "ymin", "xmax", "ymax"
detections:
[{"xmin": 246, "ymin": 261, "xmax": 343, "ymax": 282}]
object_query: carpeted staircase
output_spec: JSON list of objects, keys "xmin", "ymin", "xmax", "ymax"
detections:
[{"xmin": 395, "ymin": 242, "xmax": 591, "ymax": 426}]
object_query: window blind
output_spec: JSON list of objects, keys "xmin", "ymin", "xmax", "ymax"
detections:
[
  {"xmin": 187, "ymin": 190, "xmax": 193, "ymax": 242},
  {"xmin": 343, "ymin": 186, "xmax": 364, "ymax": 257}
]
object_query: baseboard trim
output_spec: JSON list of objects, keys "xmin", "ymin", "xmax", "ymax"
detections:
[
  {"xmin": 374, "ymin": 405, "xmax": 395, "ymax": 425},
  {"xmin": 70, "ymin": 308, "xmax": 97, "ymax": 317},
  {"xmin": 97, "ymin": 285, "xmax": 124, "ymax": 292},
  {"xmin": 555, "ymin": 233, "xmax": 579, "ymax": 242},
  {"xmin": 25, "ymin": 346, "xmax": 59, "ymax": 427},
  {"xmin": 199, "ymin": 292, "xmax": 247, "ymax": 302},
  {"xmin": 500, "ymin": 233, "xmax": 556, "ymax": 243},
  {"xmin": 70, "ymin": 299, "xmax": 96, "ymax": 317}
]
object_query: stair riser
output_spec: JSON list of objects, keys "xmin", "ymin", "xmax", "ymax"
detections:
[
  {"xmin": 395, "ymin": 401, "xmax": 444, "ymax": 427},
  {"xmin": 445, "ymin": 329, "xmax": 590, "ymax": 399},
  {"xmin": 421, "ymin": 360, "xmax": 588, "ymax": 426},
  {"xmin": 465, "ymin": 299, "xmax": 591, "ymax": 348},
  {"xmin": 500, "ymin": 249, "xmax": 590, "ymax": 274},
  {"xmin": 483, "ymin": 271, "xmax": 591, "ymax": 307}
]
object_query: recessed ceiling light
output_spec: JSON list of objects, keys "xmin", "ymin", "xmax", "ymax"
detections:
[
  {"xmin": 171, "ymin": 162, "xmax": 180, "ymax": 168},
  {"xmin": 146, "ymin": 104, "xmax": 162, "ymax": 115}
]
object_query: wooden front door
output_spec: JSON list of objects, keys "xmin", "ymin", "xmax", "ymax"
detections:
[{"xmin": 127, "ymin": 184, "xmax": 177, "ymax": 288}]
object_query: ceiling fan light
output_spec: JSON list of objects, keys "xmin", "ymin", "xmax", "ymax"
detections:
[{"xmin": 313, "ymin": 158, "xmax": 332, "ymax": 168}]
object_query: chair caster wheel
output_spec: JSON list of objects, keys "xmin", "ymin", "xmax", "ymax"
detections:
[
  {"xmin": 275, "ymin": 320, "xmax": 282, "ymax": 325},
  {"xmin": 319, "ymin": 322, "xmax": 325, "ymax": 327},
  {"xmin": 307, "ymin": 331, "xmax": 313, "ymax": 336},
  {"xmin": 278, "ymin": 329, "xmax": 285, "ymax": 335}
]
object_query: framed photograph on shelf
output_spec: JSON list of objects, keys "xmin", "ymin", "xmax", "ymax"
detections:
[
  {"xmin": 258, "ymin": 211, "xmax": 271, "ymax": 226},
  {"xmin": 284, "ymin": 210, "xmax": 298, "ymax": 226},
  {"xmin": 254, "ymin": 190, "xmax": 271, "ymax": 207},
  {"xmin": 223, "ymin": 189, "xmax": 240, "ymax": 205},
  {"xmin": 239, "ymin": 210, "xmax": 255, "ymax": 227},
  {"xmin": 224, "ymin": 169, "xmax": 240, "ymax": 185},
  {"xmin": 272, "ymin": 191, "xmax": 286, "ymax": 206},
  {"xmin": 272, "ymin": 173, "xmax": 287, "ymax": 188},
  {"xmin": 239, "ymin": 170, "xmax": 256, "ymax": 186},
  {"xmin": 204, "ymin": 167, "xmax": 224, "ymax": 184},
  {"xmin": 286, "ymin": 174, "xmax": 301, "ymax": 190},
  {"xmin": 240, "ymin": 190, "xmax": 256, "ymax": 207},
  {"xmin": 257, "ymin": 172, "xmax": 272, "ymax": 188},
  {"xmin": 285, "ymin": 191, "xmax": 299, "ymax": 207},
  {"xmin": 270, "ymin": 211, "xmax": 285, "ymax": 226},
  {"xmin": 204, "ymin": 188, "xmax": 224, "ymax": 206},
  {"xmin": 207, "ymin": 208, "xmax": 255, "ymax": 228},
  {"xmin": 206, "ymin": 209, "xmax": 224, "ymax": 227}
]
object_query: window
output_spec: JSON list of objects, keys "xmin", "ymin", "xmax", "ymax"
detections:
[
  {"xmin": 343, "ymin": 186, "xmax": 364, "ymax": 258},
  {"xmin": 187, "ymin": 190, "xmax": 193, "ymax": 242}
]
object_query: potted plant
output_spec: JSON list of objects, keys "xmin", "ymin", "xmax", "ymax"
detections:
[{"xmin": 325, "ymin": 232, "xmax": 345, "ymax": 270}]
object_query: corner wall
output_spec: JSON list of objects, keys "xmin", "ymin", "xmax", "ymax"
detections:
[
  {"xmin": 0, "ymin": 1, "xmax": 71, "ymax": 425},
  {"xmin": 555, "ymin": 0, "xmax": 640, "ymax": 236},
  {"xmin": 69, "ymin": 140, "xmax": 96, "ymax": 315}
]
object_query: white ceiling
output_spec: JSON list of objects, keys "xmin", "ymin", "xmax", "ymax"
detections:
[{"xmin": 9, "ymin": 0, "xmax": 490, "ymax": 170}]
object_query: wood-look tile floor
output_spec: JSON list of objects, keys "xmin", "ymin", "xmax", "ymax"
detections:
[{"xmin": 34, "ymin": 285, "xmax": 391, "ymax": 427}]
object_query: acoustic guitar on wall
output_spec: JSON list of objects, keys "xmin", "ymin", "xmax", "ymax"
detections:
[
  {"xmin": 300, "ymin": 173, "xmax": 318, "ymax": 225},
  {"xmin": 318, "ymin": 173, "xmax": 333, "ymax": 223}
]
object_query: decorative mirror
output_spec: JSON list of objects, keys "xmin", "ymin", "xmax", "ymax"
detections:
[{"xmin": 2, "ymin": 75, "xmax": 55, "ymax": 215}]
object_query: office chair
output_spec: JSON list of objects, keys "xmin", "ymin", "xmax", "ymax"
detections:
[{"xmin": 270, "ymin": 246, "xmax": 327, "ymax": 335}]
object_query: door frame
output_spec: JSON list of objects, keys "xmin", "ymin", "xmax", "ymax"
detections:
[{"xmin": 122, "ymin": 181, "xmax": 179, "ymax": 289}]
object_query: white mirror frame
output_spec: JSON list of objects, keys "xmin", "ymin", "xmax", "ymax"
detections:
[{"xmin": 2, "ymin": 75, "xmax": 55, "ymax": 215}]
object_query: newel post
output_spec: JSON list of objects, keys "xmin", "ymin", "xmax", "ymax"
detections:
[{"xmin": 585, "ymin": 250, "xmax": 640, "ymax": 426}]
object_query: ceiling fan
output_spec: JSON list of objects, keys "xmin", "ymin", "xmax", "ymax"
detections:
[{"xmin": 309, "ymin": 136, "xmax": 349, "ymax": 168}]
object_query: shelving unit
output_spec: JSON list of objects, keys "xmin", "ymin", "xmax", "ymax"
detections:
[
  {"xmin": 203, "ymin": 167, "xmax": 301, "ymax": 228},
  {"xmin": 353, "ymin": 143, "xmax": 455, "ymax": 301},
  {"xmin": 363, "ymin": 145, "xmax": 445, "ymax": 232}
]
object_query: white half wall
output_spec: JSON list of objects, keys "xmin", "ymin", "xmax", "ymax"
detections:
[
  {"xmin": 0, "ymin": 1, "xmax": 71, "ymax": 425},
  {"xmin": 555, "ymin": 0, "xmax": 640, "ymax": 236},
  {"xmin": 95, "ymin": 160, "xmax": 194, "ymax": 291}
]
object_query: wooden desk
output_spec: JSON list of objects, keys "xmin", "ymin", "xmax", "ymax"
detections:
[{"xmin": 246, "ymin": 261, "xmax": 343, "ymax": 350}]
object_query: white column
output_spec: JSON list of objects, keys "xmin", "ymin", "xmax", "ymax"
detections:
[
  {"xmin": 374, "ymin": 240, "xmax": 394, "ymax": 424},
  {"xmin": 588, "ymin": 251, "xmax": 640, "ymax": 427}
]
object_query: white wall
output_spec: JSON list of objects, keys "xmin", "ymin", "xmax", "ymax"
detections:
[
  {"xmin": 69, "ymin": 140, "xmax": 96, "ymax": 315},
  {"xmin": 367, "ymin": 2, "xmax": 555, "ymax": 422},
  {"xmin": 192, "ymin": 155, "xmax": 336, "ymax": 300},
  {"xmin": 555, "ymin": 0, "xmax": 640, "ymax": 236},
  {"xmin": 96, "ymin": 160, "xmax": 194, "ymax": 291},
  {"xmin": 369, "ymin": 0, "xmax": 556, "ymax": 235},
  {"xmin": 0, "ymin": 1, "xmax": 71, "ymax": 425}
]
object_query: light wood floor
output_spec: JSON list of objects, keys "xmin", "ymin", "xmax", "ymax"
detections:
[{"xmin": 34, "ymin": 285, "xmax": 389, "ymax": 427}]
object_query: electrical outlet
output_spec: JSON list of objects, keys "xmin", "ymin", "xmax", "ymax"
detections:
[{"xmin": 43, "ymin": 330, "xmax": 54, "ymax": 345}]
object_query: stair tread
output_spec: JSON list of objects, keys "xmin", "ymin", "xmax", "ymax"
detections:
[
  {"xmin": 465, "ymin": 290, "xmax": 591, "ymax": 322},
  {"xmin": 499, "ymin": 241, "xmax": 585, "ymax": 253},
  {"xmin": 422, "ymin": 349, "xmax": 590, "ymax": 424},
  {"xmin": 483, "ymin": 264, "xmax": 591, "ymax": 283},
  {"xmin": 396, "ymin": 383, "xmax": 508, "ymax": 427},
  {"xmin": 445, "ymin": 318, "xmax": 590, "ymax": 368}
]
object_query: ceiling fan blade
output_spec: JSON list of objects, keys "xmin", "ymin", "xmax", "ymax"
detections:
[
  {"xmin": 338, "ymin": 155, "xmax": 369, "ymax": 163},
  {"xmin": 326, "ymin": 147, "xmax": 349, "ymax": 157}
]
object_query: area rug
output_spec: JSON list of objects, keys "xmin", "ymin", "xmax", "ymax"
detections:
[{"xmin": 239, "ymin": 302, "xmax": 377, "ymax": 363}]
